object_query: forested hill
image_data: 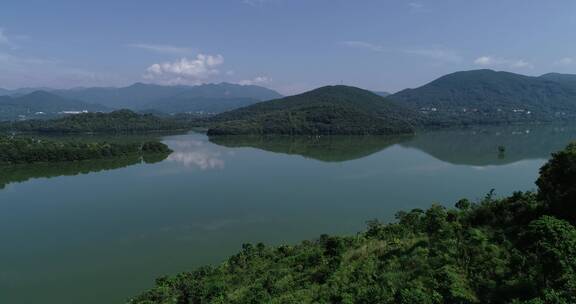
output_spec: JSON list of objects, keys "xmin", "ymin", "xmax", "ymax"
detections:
[
  {"xmin": 539, "ymin": 72, "xmax": 576, "ymax": 86},
  {"xmin": 207, "ymin": 85, "xmax": 420, "ymax": 135},
  {"xmin": 130, "ymin": 142, "xmax": 576, "ymax": 304},
  {"xmin": 0, "ymin": 136, "xmax": 171, "ymax": 165},
  {"xmin": 2, "ymin": 109, "xmax": 187, "ymax": 133},
  {"xmin": 390, "ymin": 69, "xmax": 576, "ymax": 125},
  {"xmin": 0, "ymin": 91, "xmax": 108, "ymax": 121}
]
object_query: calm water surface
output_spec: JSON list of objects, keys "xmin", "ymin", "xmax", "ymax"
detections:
[{"xmin": 1, "ymin": 125, "xmax": 575, "ymax": 304}]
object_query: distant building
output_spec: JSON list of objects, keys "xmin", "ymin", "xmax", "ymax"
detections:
[{"xmin": 59, "ymin": 110, "xmax": 88, "ymax": 115}]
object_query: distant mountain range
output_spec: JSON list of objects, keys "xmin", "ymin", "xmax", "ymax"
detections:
[
  {"xmin": 50, "ymin": 82, "xmax": 282, "ymax": 112},
  {"xmin": 0, "ymin": 91, "xmax": 108, "ymax": 121},
  {"xmin": 0, "ymin": 83, "xmax": 283, "ymax": 121},
  {"xmin": 207, "ymin": 85, "xmax": 419, "ymax": 135},
  {"xmin": 372, "ymin": 91, "xmax": 391, "ymax": 97},
  {"xmin": 389, "ymin": 69, "xmax": 576, "ymax": 125},
  {"xmin": 3, "ymin": 69, "xmax": 576, "ymax": 127}
]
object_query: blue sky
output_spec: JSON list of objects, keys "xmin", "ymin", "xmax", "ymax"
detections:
[{"xmin": 1, "ymin": 0, "xmax": 576, "ymax": 94}]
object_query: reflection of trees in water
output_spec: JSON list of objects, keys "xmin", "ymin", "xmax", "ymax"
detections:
[
  {"xmin": 0, "ymin": 153, "xmax": 169, "ymax": 189},
  {"xmin": 210, "ymin": 124, "xmax": 576, "ymax": 166},
  {"xmin": 401, "ymin": 124, "xmax": 576, "ymax": 166},
  {"xmin": 209, "ymin": 135, "xmax": 413, "ymax": 162}
]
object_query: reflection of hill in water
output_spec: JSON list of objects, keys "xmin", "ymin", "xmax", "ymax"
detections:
[
  {"xmin": 210, "ymin": 125, "xmax": 576, "ymax": 165},
  {"xmin": 402, "ymin": 125, "xmax": 576, "ymax": 166},
  {"xmin": 0, "ymin": 154, "xmax": 169, "ymax": 189},
  {"xmin": 210, "ymin": 135, "xmax": 412, "ymax": 162}
]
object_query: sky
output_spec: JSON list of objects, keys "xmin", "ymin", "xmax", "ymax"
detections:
[{"xmin": 1, "ymin": 0, "xmax": 576, "ymax": 94}]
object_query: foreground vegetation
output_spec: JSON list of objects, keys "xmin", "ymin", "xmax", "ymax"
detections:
[
  {"xmin": 0, "ymin": 135, "xmax": 171, "ymax": 165},
  {"xmin": 129, "ymin": 143, "xmax": 576, "ymax": 304}
]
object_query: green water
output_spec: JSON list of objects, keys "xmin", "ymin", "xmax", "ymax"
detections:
[{"xmin": 1, "ymin": 124, "xmax": 575, "ymax": 304}]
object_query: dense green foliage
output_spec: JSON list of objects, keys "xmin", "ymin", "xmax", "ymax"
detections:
[
  {"xmin": 129, "ymin": 143, "xmax": 576, "ymax": 304},
  {"xmin": 0, "ymin": 135, "xmax": 171, "ymax": 165},
  {"xmin": 0, "ymin": 91, "xmax": 108, "ymax": 121},
  {"xmin": 2, "ymin": 110, "xmax": 187, "ymax": 133},
  {"xmin": 537, "ymin": 142, "xmax": 576, "ymax": 223},
  {"xmin": 539, "ymin": 72, "xmax": 576, "ymax": 87},
  {"xmin": 208, "ymin": 86, "xmax": 419, "ymax": 135},
  {"xmin": 390, "ymin": 69, "xmax": 576, "ymax": 126}
]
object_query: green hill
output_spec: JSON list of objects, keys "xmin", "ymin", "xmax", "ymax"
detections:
[
  {"xmin": 390, "ymin": 69, "xmax": 576, "ymax": 126},
  {"xmin": 0, "ymin": 135, "xmax": 171, "ymax": 165},
  {"xmin": 4, "ymin": 109, "xmax": 186, "ymax": 133},
  {"xmin": 207, "ymin": 86, "xmax": 419, "ymax": 135},
  {"xmin": 539, "ymin": 72, "xmax": 576, "ymax": 86},
  {"xmin": 0, "ymin": 91, "xmax": 108, "ymax": 121}
]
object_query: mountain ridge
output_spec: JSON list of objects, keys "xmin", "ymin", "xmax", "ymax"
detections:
[
  {"xmin": 0, "ymin": 91, "xmax": 109, "ymax": 121},
  {"xmin": 207, "ymin": 85, "xmax": 419, "ymax": 135},
  {"xmin": 389, "ymin": 69, "xmax": 576, "ymax": 125}
]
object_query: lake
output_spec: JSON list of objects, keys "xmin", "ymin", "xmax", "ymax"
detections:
[{"xmin": 1, "ymin": 124, "xmax": 575, "ymax": 304}]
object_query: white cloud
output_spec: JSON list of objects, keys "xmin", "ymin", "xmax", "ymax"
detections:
[
  {"xmin": 238, "ymin": 76, "xmax": 271, "ymax": 85},
  {"xmin": 127, "ymin": 43, "xmax": 195, "ymax": 55},
  {"xmin": 474, "ymin": 56, "xmax": 534, "ymax": 69},
  {"xmin": 165, "ymin": 140, "xmax": 225, "ymax": 170},
  {"xmin": 474, "ymin": 56, "xmax": 495, "ymax": 66},
  {"xmin": 144, "ymin": 54, "xmax": 224, "ymax": 85},
  {"xmin": 510, "ymin": 59, "xmax": 532, "ymax": 68},
  {"xmin": 408, "ymin": 2, "xmax": 424, "ymax": 9},
  {"xmin": 340, "ymin": 41, "xmax": 386, "ymax": 52},
  {"xmin": 555, "ymin": 57, "xmax": 576, "ymax": 66}
]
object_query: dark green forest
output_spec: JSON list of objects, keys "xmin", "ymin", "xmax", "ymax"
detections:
[
  {"xmin": 1, "ymin": 110, "xmax": 188, "ymax": 133},
  {"xmin": 390, "ymin": 69, "xmax": 576, "ymax": 126},
  {"xmin": 0, "ymin": 135, "xmax": 171, "ymax": 165},
  {"xmin": 129, "ymin": 143, "xmax": 576, "ymax": 304},
  {"xmin": 207, "ymin": 86, "xmax": 419, "ymax": 135}
]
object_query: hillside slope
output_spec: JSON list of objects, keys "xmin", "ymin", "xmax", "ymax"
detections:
[
  {"xmin": 4, "ymin": 109, "xmax": 185, "ymax": 133},
  {"xmin": 208, "ymin": 85, "xmax": 419, "ymax": 135},
  {"xmin": 390, "ymin": 69, "xmax": 576, "ymax": 125}
]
